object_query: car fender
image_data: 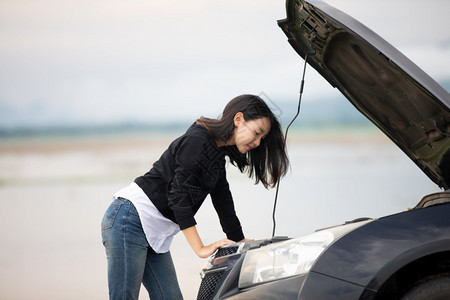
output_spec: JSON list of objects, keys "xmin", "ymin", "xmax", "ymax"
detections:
[{"xmin": 310, "ymin": 204, "xmax": 450, "ymax": 289}]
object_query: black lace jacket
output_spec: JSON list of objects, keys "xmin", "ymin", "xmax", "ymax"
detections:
[{"xmin": 135, "ymin": 123, "xmax": 244, "ymax": 242}]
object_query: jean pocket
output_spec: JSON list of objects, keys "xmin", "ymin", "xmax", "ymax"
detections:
[
  {"xmin": 128, "ymin": 201, "xmax": 140, "ymax": 216},
  {"xmin": 101, "ymin": 201, "xmax": 121, "ymax": 231}
]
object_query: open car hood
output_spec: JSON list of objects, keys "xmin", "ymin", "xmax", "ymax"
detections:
[{"xmin": 278, "ymin": 0, "xmax": 450, "ymax": 190}]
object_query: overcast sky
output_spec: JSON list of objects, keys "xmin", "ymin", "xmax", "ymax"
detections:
[{"xmin": 1, "ymin": 0, "xmax": 449, "ymax": 128}]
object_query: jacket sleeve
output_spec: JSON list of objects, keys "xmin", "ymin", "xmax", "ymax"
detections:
[
  {"xmin": 167, "ymin": 136, "xmax": 206, "ymax": 230},
  {"xmin": 210, "ymin": 171, "xmax": 245, "ymax": 242}
]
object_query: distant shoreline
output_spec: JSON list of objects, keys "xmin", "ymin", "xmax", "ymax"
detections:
[
  {"xmin": 0, "ymin": 121, "xmax": 379, "ymax": 139},
  {"xmin": 0, "ymin": 125, "xmax": 388, "ymax": 155}
]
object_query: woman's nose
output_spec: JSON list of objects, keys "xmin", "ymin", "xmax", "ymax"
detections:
[{"xmin": 253, "ymin": 137, "xmax": 262, "ymax": 148}]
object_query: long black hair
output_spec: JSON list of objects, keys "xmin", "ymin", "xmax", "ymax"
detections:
[{"xmin": 198, "ymin": 94, "xmax": 289, "ymax": 188}]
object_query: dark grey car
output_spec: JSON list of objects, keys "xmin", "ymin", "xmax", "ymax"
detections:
[{"xmin": 196, "ymin": 0, "xmax": 450, "ymax": 299}]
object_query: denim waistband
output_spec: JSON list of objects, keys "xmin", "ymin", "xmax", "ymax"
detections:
[{"xmin": 116, "ymin": 197, "xmax": 130, "ymax": 202}]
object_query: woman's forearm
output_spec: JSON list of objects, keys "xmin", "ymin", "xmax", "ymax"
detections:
[
  {"xmin": 182, "ymin": 226, "xmax": 204, "ymax": 254},
  {"xmin": 182, "ymin": 226, "xmax": 235, "ymax": 258}
]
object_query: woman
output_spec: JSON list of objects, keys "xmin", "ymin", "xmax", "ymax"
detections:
[{"xmin": 101, "ymin": 94, "xmax": 289, "ymax": 299}]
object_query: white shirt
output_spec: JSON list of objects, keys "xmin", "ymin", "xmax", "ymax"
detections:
[{"xmin": 114, "ymin": 182, "xmax": 180, "ymax": 253}]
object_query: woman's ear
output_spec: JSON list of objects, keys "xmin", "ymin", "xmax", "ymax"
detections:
[{"xmin": 234, "ymin": 112, "xmax": 244, "ymax": 126}]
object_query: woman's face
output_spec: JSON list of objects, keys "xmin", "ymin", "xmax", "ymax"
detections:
[{"xmin": 232, "ymin": 114, "xmax": 271, "ymax": 154}]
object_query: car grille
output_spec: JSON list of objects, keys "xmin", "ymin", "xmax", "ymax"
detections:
[
  {"xmin": 215, "ymin": 245, "xmax": 239, "ymax": 257},
  {"xmin": 196, "ymin": 246, "xmax": 240, "ymax": 300},
  {"xmin": 197, "ymin": 269, "xmax": 226, "ymax": 300}
]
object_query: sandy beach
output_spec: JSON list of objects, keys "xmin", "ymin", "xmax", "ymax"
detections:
[{"xmin": 0, "ymin": 129, "xmax": 439, "ymax": 299}]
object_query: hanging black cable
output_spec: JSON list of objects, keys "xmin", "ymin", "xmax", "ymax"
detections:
[{"xmin": 272, "ymin": 54, "xmax": 310, "ymax": 237}]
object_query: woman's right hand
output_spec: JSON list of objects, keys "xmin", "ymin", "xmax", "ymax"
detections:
[
  {"xmin": 196, "ymin": 238, "xmax": 235, "ymax": 258},
  {"xmin": 182, "ymin": 226, "xmax": 236, "ymax": 258}
]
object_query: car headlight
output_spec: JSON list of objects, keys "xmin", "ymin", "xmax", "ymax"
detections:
[{"xmin": 238, "ymin": 220, "xmax": 372, "ymax": 288}]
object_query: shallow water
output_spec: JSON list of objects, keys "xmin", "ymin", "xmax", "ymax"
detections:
[{"xmin": 0, "ymin": 130, "xmax": 439, "ymax": 299}]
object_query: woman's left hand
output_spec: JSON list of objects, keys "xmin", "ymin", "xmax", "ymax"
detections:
[{"xmin": 238, "ymin": 238, "xmax": 254, "ymax": 243}]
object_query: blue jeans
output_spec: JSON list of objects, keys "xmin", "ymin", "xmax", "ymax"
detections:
[{"xmin": 101, "ymin": 197, "xmax": 183, "ymax": 300}]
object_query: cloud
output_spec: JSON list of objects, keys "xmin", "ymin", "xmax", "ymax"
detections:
[{"xmin": 0, "ymin": 0, "xmax": 448, "ymax": 128}]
